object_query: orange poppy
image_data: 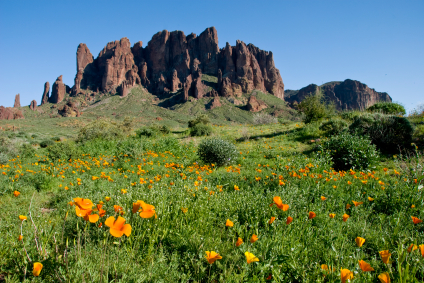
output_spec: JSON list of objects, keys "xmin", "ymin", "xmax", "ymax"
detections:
[
  {"xmin": 320, "ymin": 196, "xmax": 327, "ymax": 201},
  {"xmin": 411, "ymin": 216, "xmax": 423, "ymax": 224},
  {"xmin": 340, "ymin": 268, "xmax": 353, "ymax": 283},
  {"xmin": 234, "ymin": 185, "xmax": 240, "ymax": 191},
  {"xmin": 205, "ymin": 251, "xmax": 222, "ymax": 264},
  {"xmin": 419, "ymin": 244, "xmax": 424, "ymax": 257},
  {"xmin": 13, "ymin": 191, "xmax": 20, "ymax": 197},
  {"xmin": 139, "ymin": 201, "xmax": 157, "ymax": 218},
  {"xmin": 19, "ymin": 215, "xmax": 27, "ymax": 221},
  {"xmin": 74, "ymin": 198, "xmax": 95, "ymax": 218},
  {"xmin": 407, "ymin": 244, "xmax": 418, "ymax": 253},
  {"xmin": 104, "ymin": 216, "xmax": 131, "ymax": 237},
  {"xmin": 132, "ymin": 200, "xmax": 143, "ymax": 214},
  {"xmin": 346, "ymin": 204, "xmax": 351, "ymax": 209},
  {"xmin": 269, "ymin": 196, "xmax": 289, "ymax": 211},
  {"xmin": 329, "ymin": 213, "xmax": 336, "ymax": 218},
  {"xmin": 352, "ymin": 201, "xmax": 363, "ymax": 207},
  {"xmin": 236, "ymin": 237, "xmax": 243, "ymax": 247},
  {"xmin": 83, "ymin": 211, "xmax": 99, "ymax": 223},
  {"xmin": 113, "ymin": 205, "xmax": 123, "ymax": 212},
  {"xmin": 368, "ymin": 197, "xmax": 374, "ymax": 201},
  {"xmin": 181, "ymin": 207, "xmax": 188, "ymax": 213},
  {"xmin": 308, "ymin": 211, "xmax": 316, "ymax": 219},
  {"xmin": 286, "ymin": 216, "xmax": 293, "ymax": 224},
  {"xmin": 343, "ymin": 214, "xmax": 350, "ymax": 222},
  {"xmin": 245, "ymin": 251, "xmax": 259, "ymax": 263},
  {"xmin": 33, "ymin": 262, "xmax": 43, "ymax": 277},
  {"xmin": 105, "ymin": 196, "xmax": 111, "ymax": 202},
  {"xmin": 355, "ymin": 237, "xmax": 365, "ymax": 247},
  {"xmin": 268, "ymin": 217, "xmax": 276, "ymax": 224},
  {"xmin": 378, "ymin": 272, "xmax": 391, "ymax": 283},
  {"xmin": 358, "ymin": 260, "xmax": 374, "ymax": 272},
  {"xmin": 379, "ymin": 250, "xmax": 391, "ymax": 264},
  {"xmin": 226, "ymin": 219, "xmax": 234, "ymax": 227},
  {"xmin": 18, "ymin": 235, "xmax": 23, "ymax": 241},
  {"xmin": 250, "ymin": 234, "xmax": 258, "ymax": 243}
]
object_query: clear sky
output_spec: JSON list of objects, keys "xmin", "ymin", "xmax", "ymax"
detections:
[{"xmin": 1, "ymin": 0, "xmax": 423, "ymax": 112}]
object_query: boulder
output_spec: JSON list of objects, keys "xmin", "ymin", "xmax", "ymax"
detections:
[
  {"xmin": 41, "ymin": 82, "xmax": 50, "ymax": 105},
  {"xmin": 246, "ymin": 95, "xmax": 267, "ymax": 112},
  {"xmin": 50, "ymin": 75, "xmax": 67, "ymax": 103},
  {"xmin": 14, "ymin": 94, "xmax": 21, "ymax": 108}
]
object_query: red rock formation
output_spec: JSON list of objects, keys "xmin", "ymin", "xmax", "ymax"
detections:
[
  {"xmin": 73, "ymin": 43, "xmax": 94, "ymax": 95},
  {"xmin": 246, "ymin": 95, "xmax": 267, "ymax": 112},
  {"xmin": 0, "ymin": 106, "xmax": 24, "ymax": 120},
  {"xmin": 14, "ymin": 94, "xmax": 21, "ymax": 108},
  {"xmin": 208, "ymin": 97, "xmax": 222, "ymax": 109},
  {"xmin": 170, "ymin": 69, "xmax": 181, "ymax": 92},
  {"xmin": 183, "ymin": 75, "xmax": 193, "ymax": 101},
  {"xmin": 29, "ymin": 100, "xmax": 37, "ymax": 110},
  {"xmin": 118, "ymin": 81, "xmax": 131, "ymax": 97},
  {"xmin": 41, "ymin": 82, "xmax": 50, "ymax": 105},
  {"xmin": 50, "ymin": 75, "xmax": 67, "ymax": 103}
]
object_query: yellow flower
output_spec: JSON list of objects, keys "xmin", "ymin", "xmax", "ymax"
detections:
[
  {"xmin": 181, "ymin": 207, "xmax": 188, "ymax": 213},
  {"xmin": 340, "ymin": 268, "xmax": 353, "ymax": 283},
  {"xmin": 234, "ymin": 185, "xmax": 239, "ymax": 191},
  {"xmin": 368, "ymin": 197, "xmax": 374, "ymax": 201},
  {"xmin": 320, "ymin": 196, "xmax": 327, "ymax": 201},
  {"xmin": 407, "ymin": 244, "xmax": 418, "ymax": 253},
  {"xmin": 355, "ymin": 237, "xmax": 365, "ymax": 247},
  {"xmin": 329, "ymin": 213, "xmax": 336, "ymax": 218},
  {"xmin": 19, "ymin": 215, "xmax": 27, "ymax": 221},
  {"xmin": 121, "ymin": 189, "xmax": 127, "ymax": 194},
  {"xmin": 33, "ymin": 262, "xmax": 43, "ymax": 277},
  {"xmin": 205, "ymin": 251, "xmax": 222, "ymax": 264},
  {"xmin": 105, "ymin": 196, "xmax": 111, "ymax": 202},
  {"xmin": 245, "ymin": 251, "xmax": 259, "ymax": 263},
  {"xmin": 226, "ymin": 219, "xmax": 234, "ymax": 227}
]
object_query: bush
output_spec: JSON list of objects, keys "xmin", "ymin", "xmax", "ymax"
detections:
[
  {"xmin": 252, "ymin": 113, "xmax": 278, "ymax": 125},
  {"xmin": 319, "ymin": 118, "xmax": 349, "ymax": 136},
  {"xmin": 188, "ymin": 114, "xmax": 210, "ymax": 128},
  {"xmin": 349, "ymin": 113, "xmax": 414, "ymax": 152},
  {"xmin": 40, "ymin": 139, "xmax": 54, "ymax": 148},
  {"xmin": 152, "ymin": 137, "xmax": 183, "ymax": 155},
  {"xmin": 0, "ymin": 153, "xmax": 9, "ymax": 164},
  {"xmin": 319, "ymin": 133, "xmax": 379, "ymax": 171},
  {"xmin": 298, "ymin": 93, "xmax": 335, "ymax": 124},
  {"xmin": 47, "ymin": 141, "xmax": 81, "ymax": 161},
  {"xmin": 197, "ymin": 138, "xmax": 237, "ymax": 166},
  {"xmin": 190, "ymin": 124, "xmax": 213, "ymax": 137},
  {"xmin": 77, "ymin": 118, "xmax": 123, "ymax": 142},
  {"xmin": 367, "ymin": 102, "xmax": 406, "ymax": 115},
  {"xmin": 19, "ymin": 143, "xmax": 36, "ymax": 158},
  {"xmin": 340, "ymin": 111, "xmax": 362, "ymax": 121},
  {"xmin": 136, "ymin": 125, "xmax": 170, "ymax": 138},
  {"xmin": 297, "ymin": 122, "xmax": 323, "ymax": 140}
]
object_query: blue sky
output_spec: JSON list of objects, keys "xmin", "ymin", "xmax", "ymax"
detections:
[{"xmin": 0, "ymin": 0, "xmax": 423, "ymax": 112}]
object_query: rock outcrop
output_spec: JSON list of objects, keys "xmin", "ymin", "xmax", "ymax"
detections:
[
  {"xmin": 58, "ymin": 101, "xmax": 79, "ymax": 117},
  {"xmin": 285, "ymin": 79, "xmax": 392, "ymax": 111},
  {"xmin": 208, "ymin": 97, "xmax": 222, "ymax": 109},
  {"xmin": 50, "ymin": 75, "xmax": 69, "ymax": 104},
  {"xmin": 14, "ymin": 94, "xmax": 20, "ymax": 108},
  {"xmin": 41, "ymin": 82, "xmax": 50, "ymax": 105},
  {"xmin": 0, "ymin": 106, "xmax": 24, "ymax": 120},
  {"xmin": 70, "ymin": 27, "xmax": 284, "ymax": 102},
  {"xmin": 246, "ymin": 95, "xmax": 267, "ymax": 112},
  {"xmin": 29, "ymin": 100, "xmax": 37, "ymax": 110}
]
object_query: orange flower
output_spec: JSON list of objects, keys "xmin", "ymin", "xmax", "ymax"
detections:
[
  {"xmin": 368, "ymin": 197, "xmax": 374, "ymax": 201},
  {"xmin": 234, "ymin": 185, "xmax": 239, "ymax": 191},
  {"xmin": 104, "ymin": 216, "xmax": 131, "ymax": 237},
  {"xmin": 226, "ymin": 219, "xmax": 234, "ymax": 227},
  {"xmin": 33, "ymin": 262, "xmax": 43, "ymax": 277},
  {"xmin": 181, "ymin": 207, "xmax": 188, "ymax": 213},
  {"xmin": 343, "ymin": 214, "xmax": 350, "ymax": 222},
  {"xmin": 113, "ymin": 205, "xmax": 123, "ymax": 212},
  {"xmin": 358, "ymin": 260, "xmax": 374, "ymax": 272},
  {"xmin": 419, "ymin": 244, "xmax": 424, "ymax": 257},
  {"xmin": 329, "ymin": 213, "xmax": 336, "ymax": 218},
  {"xmin": 132, "ymin": 200, "xmax": 143, "ymax": 214},
  {"xmin": 13, "ymin": 191, "xmax": 20, "ymax": 197},
  {"xmin": 320, "ymin": 196, "xmax": 327, "ymax": 201},
  {"xmin": 105, "ymin": 196, "xmax": 111, "ymax": 202},
  {"xmin": 250, "ymin": 234, "xmax": 258, "ymax": 243},
  {"xmin": 308, "ymin": 211, "xmax": 316, "ymax": 219},
  {"xmin": 346, "ymin": 204, "xmax": 351, "ymax": 209},
  {"xmin": 245, "ymin": 251, "xmax": 259, "ymax": 263},
  {"xmin": 19, "ymin": 215, "xmax": 27, "ymax": 221},
  {"xmin": 407, "ymin": 244, "xmax": 418, "ymax": 253},
  {"xmin": 286, "ymin": 216, "xmax": 293, "ymax": 224},
  {"xmin": 121, "ymin": 189, "xmax": 127, "ymax": 194},
  {"xmin": 378, "ymin": 272, "xmax": 391, "ymax": 283},
  {"xmin": 73, "ymin": 198, "xmax": 94, "ymax": 217},
  {"xmin": 355, "ymin": 237, "xmax": 365, "ymax": 247},
  {"xmin": 236, "ymin": 237, "xmax": 243, "ymax": 247},
  {"xmin": 92, "ymin": 176, "xmax": 99, "ymax": 180},
  {"xmin": 352, "ymin": 201, "xmax": 363, "ymax": 207},
  {"xmin": 139, "ymin": 201, "xmax": 157, "ymax": 218},
  {"xmin": 340, "ymin": 268, "xmax": 353, "ymax": 283},
  {"xmin": 83, "ymin": 211, "xmax": 99, "ymax": 223},
  {"xmin": 379, "ymin": 250, "xmax": 391, "ymax": 264},
  {"xmin": 205, "ymin": 251, "xmax": 222, "ymax": 264},
  {"xmin": 411, "ymin": 216, "xmax": 423, "ymax": 224},
  {"xmin": 268, "ymin": 217, "xmax": 276, "ymax": 224},
  {"xmin": 347, "ymin": 181, "xmax": 352, "ymax": 185},
  {"xmin": 269, "ymin": 196, "xmax": 289, "ymax": 211},
  {"xmin": 18, "ymin": 235, "xmax": 23, "ymax": 241}
]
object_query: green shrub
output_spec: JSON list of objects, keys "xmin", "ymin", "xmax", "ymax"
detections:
[
  {"xmin": 340, "ymin": 111, "xmax": 362, "ymax": 121},
  {"xmin": 47, "ymin": 141, "xmax": 81, "ymax": 161},
  {"xmin": 190, "ymin": 123, "xmax": 213, "ymax": 137},
  {"xmin": 40, "ymin": 139, "xmax": 54, "ymax": 148},
  {"xmin": 319, "ymin": 133, "xmax": 379, "ymax": 171},
  {"xmin": 367, "ymin": 102, "xmax": 406, "ymax": 115},
  {"xmin": 298, "ymin": 93, "xmax": 335, "ymax": 124},
  {"xmin": 52, "ymin": 136, "xmax": 61, "ymax": 142},
  {"xmin": 19, "ymin": 143, "xmax": 35, "ymax": 158},
  {"xmin": 77, "ymin": 118, "xmax": 123, "ymax": 142},
  {"xmin": 188, "ymin": 114, "xmax": 210, "ymax": 128},
  {"xmin": 349, "ymin": 113, "xmax": 414, "ymax": 152},
  {"xmin": 319, "ymin": 118, "xmax": 349, "ymax": 136},
  {"xmin": 197, "ymin": 138, "xmax": 237, "ymax": 166},
  {"xmin": 252, "ymin": 113, "xmax": 278, "ymax": 125},
  {"xmin": 31, "ymin": 134, "xmax": 38, "ymax": 139},
  {"xmin": 152, "ymin": 137, "xmax": 182, "ymax": 155},
  {"xmin": 136, "ymin": 125, "xmax": 169, "ymax": 138},
  {"xmin": 0, "ymin": 153, "xmax": 9, "ymax": 164},
  {"xmin": 297, "ymin": 122, "xmax": 323, "ymax": 140}
]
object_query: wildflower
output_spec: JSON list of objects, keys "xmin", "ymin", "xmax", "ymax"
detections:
[
  {"xmin": 245, "ymin": 251, "xmax": 259, "ymax": 263},
  {"xmin": 352, "ymin": 201, "xmax": 363, "ymax": 207},
  {"xmin": 407, "ymin": 244, "xmax": 418, "ymax": 253},
  {"xmin": 234, "ymin": 185, "xmax": 239, "ymax": 190},
  {"xmin": 308, "ymin": 211, "xmax": 316, "ymax": 219},
  {"xmin": 419, "ymin": 244, "xmax": 424, "ymax": 257},
  {"xmin": 347, "ymin": 181, "xmax": 352, "ymax": 185},
  {"xmin": 383, "ymin": 168, "xmax": 388, "ymax": 172},
  {"xmin": 250, "ymin": 234, "xmax": 258, "ymax": 243},
  {"xmin": 346, "ymin": 204, "xmax": 351, "ymax": 209},
  {"xmin": 269, "ymin": 196, "xmax": 289, "ymax": 211},
  {"xmin": 321, "ymin": 264, "xmax": 329, "ymax": 271},
  {"xmin": 411, "ymin": 204, "xmax": 415, "ymax": 208},
  {"xmin": 13, "ymin": 191, "xmax": 20, "ymax": 197},
  {"xmin": 333, "ymin": 185, "xmax": 337, "ymax": 189},
  {"xmin": 139, "ymin": 201, "xmax": 157, "ymax": 218},
  {"xmin": 205, "ymin": 251, "xmax": 222, "ymax": 264},
  {"xmin": 226, "ymin": 219, "xmax": 234, "ymax": 227},
  {"xmin": 114, "ymin": 205, "xmax": 123, "ymax": 212},
  {"xmin": 379, "ymin": 250, "xmax": 391, "ymax": 264},
  {"xmin": 105, "ymin": 216, "xmax": 131, "ymax": 237},
  {"xmin": 105, "ymin": 196, "xmax": 111, "ymax": 202},
  {"xmin": 340, "ymin": 268, "xmax": 353, "ymax": 283},
  {"xmin": 92, "ymin": 176, "xmax": 99, "ymax": 180},
  {"xmin": 19, "ymin": 215, "xmax": 27, "ymax": 221},
  {"xmin": 342, "ymin": 214, "xmax": 350, "ymax": 222},
  {"xmin": 286, "ymin": 216, "xmax": 293, "ymax": 224},
  {"xmin": 279, "ymin": 180, "xmax": 285, "ymax": 185},
  {"xmin": 368, "ymin": 197, "xmax": 374, "ymax": 201},
  {"xmin": 378, "ymin": 272, "xmax": 391, "ymax": 283},
  {"xmin": 181, "ymin": 207, "xmax": 188, "ymax": 213},
  {"xmin": 355, "ymin": 237, "xmax": 365, "ymax": 247},
  {"xmin": 269, "ymin": 217, "xmax": 276, "ymax": 224},
  {"xmin": 33, "ymin": 262, "xmax": 43, "ymax": 277},
  {"xmin": 68, "ymin": 201, "xmax": 74, "ymax": 206},
  {"xmin": 320, "ymin": 196, "xmax": 327, "ymax": 201},
  {"xmin": 412, "ymin": 216, "xmax": 422, "ymax": 224},
  {"xmin": 18, "ymin": 235, "xmax": 23, "ymax": 241},
  {"xmin": 132, "ymin": 200, "xmax": 143, "ymax": 213},
  {"xmin": 121, "ymin": 189, "xmax": 127, "ymax": 194},
  {"xmin": 236, "ymin": 237, "xmax": 243, "ymax": 247},
  {"xmin": 74, "ymin": 198, "xmax": 94, "ymax": 216},
  {"xmin": 329, "ymin": 213, "xmax": 336, "ymax": 218},
  {"xmin": 358, "ymin": 260, "xmax": 374, "ymax": 272}
]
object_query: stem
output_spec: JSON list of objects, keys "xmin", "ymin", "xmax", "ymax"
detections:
[{"xmin": 28, "ymin": 191, "xmax": 42, "ymax": 253}]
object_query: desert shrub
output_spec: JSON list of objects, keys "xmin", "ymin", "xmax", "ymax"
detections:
[
  {"xmin": 77, "ymin": 118, "xmax": 123, "ymax": 142},
  {"xmin": 47, "ymin": 141, "xmax": 81, "ymax": 161},
  {"xmin": 19, "ymin": 143, "xmax": 36, "ymax": 158},
  {"xmin": 298, "ymin": 93, "xmax": 335, "ymax": 124},
  {"xmin": 340, "ymin": 111, "xmax": 362, "ymax": 121},
  {"xmin": 40, "ymin": 139, "xmax": 54, "ymax": 148},
  {"xmin": 188, "ymin": 114, "xmax": 210, "ymax": 128},
  {"xmin": 197, "ymin": 138, "xmax": 237, "ymax": 166},
  {"xmin": 190, "ymin": 123, "xmax": 213, "ymax": 137},
  {"xmin": 0, "ymin": 153, "xmax": 9, "ymax": 164},
  {"xmin": 297, "ymin": 122, "xmax": 323, "ymax": 140},
  {"xmin": 367, "ymin": 102, "xmax": 406, "ymax": 115},
  {"xmin": 0, "ymin": 133, "xmax": 17, "ymax": 160},
  {"xmin": 52, "ymin": 136, "xmax": 61, "ymax": 142},
  {"xmin": 80, "ymin": 138, "xmax": 117, "ymax": 156},
  {"xmin": 31, "ymin": 134, "xmax": 38, "ymax": 139},
  {"xmin": 319, "ymin": 133, "xmax": 379, "ymax": 171},
  {"xmin": 136, "ymin": 125, "xmax": 169, "ymax": 138},
  {"xmin": 319, "ymin": 118, "xmax": 349, "ymax": 136},
  {"xmin": 16, "ymin": 131, "xmax": 29, "ymax": 138},
  {"xmin": 349, "ymin": 113, "xmax": 414, "ymax": 152},
  {"xmin": 252, "ymin": 112, "xmax": 278, "ymax": 125},
  {"xmin": 153, "ymin": 137, "xmax": 183, "ymax": 155}
]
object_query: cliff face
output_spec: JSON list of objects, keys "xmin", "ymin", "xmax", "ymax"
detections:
[
  {"xmin": 285, "ymin": 79, "xmax": 392, "ymax": 110},
  {"xmin": 71, "ymin": 27, "xmax": 284, "ymax": 101}
]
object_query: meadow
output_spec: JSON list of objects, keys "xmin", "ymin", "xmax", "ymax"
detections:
[{"xmin": 0, "ymin": 93, "xmax": 424, "ymax": 282}]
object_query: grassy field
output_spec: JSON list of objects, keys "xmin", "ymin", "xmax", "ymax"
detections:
[{"xmin": 0, "ymin": 89, "xmax": 424, "ymax": 282}]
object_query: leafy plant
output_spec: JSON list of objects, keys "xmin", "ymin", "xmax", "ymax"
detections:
[
  {"xmin": 77, "ymin": 118, "xmax": 124, "ymax": 142},
  {"xmin": 47, "ymin": 141, "xmax": 81, "ymax": 161},
  {"xmin": 319, "ymin": 118, "xmax": 349, "ymax": 136},
  {"xmin": 40, "ymin": 139, "xmax": 54, "ymax": 148},
  {"xmin": 367, "ymin": 102, "xmax": 406, "ymax": 115},
  {"xmin": 188, "ymin": 114, "xmax": 210, "ymax": 128},
  {"xmin": 298, "ymin": 93, "xmax": 335, "ymax": 124},
  {"xmin": 197, "ymin": 138, "xmax": 237, "ymax": 166},
  {"xmin": 252, "ymin": 113, "xmax": 278, "ymax": 125},
  {"xmin": 190, "ymin": 123, "xmax": 213, "ymax": 137}
]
